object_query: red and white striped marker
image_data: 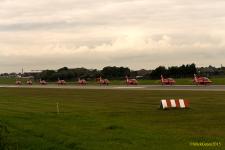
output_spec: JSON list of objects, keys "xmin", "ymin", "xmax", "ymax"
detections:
[{"xmin": 160, "ymin": 99, "xmax": 190, "ymax": 109}]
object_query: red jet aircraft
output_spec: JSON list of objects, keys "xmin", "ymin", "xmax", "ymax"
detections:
[
  {"xmin": 125, "ymin": 76, "xmax": 138, "ymax": 85},
  {"xmin": 97, "ymin": 76, "xmax": 110, "ymax": 85},
  {"xmin": 193, "ymin": 74, "xmax": 212, "ymax": 85},
  {"xmin": 161, "ymin": 75, "xmax": 176, "ymax": 85},
  {"xmin": 16, "ymin": 80, "xmax": 22, "ymax": 85},
  {"xmin": 78, "ymin": 78, "xmax": 87, "ymax": 85},
  {"xmin": 57, "ymin": 79, "xmax": 66, "ymax": 85},
  {"xmin": 26, "ymin": 80, "xmax": 33, "ymax": 85},
  {"xmin": 40, "ymin": 79, "xmax": 47, "ymax": 85}
]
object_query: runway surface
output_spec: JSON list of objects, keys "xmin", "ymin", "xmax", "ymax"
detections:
[{"xmin": 1, "ymin": 84, "xmax": 225, "ymax": 91}]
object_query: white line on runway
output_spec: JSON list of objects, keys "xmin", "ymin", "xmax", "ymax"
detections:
[{"xmin": 113, "ymin": 87, "xmax": 144, "ymax": 89}]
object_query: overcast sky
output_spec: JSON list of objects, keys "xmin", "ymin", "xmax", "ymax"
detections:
[{"xmin": 1, "ymin": 0, "xmax": 225, "ymax": 72}]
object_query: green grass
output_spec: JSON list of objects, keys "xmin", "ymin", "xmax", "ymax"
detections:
[
  {"xmin": 0, "ymin": 77, "xmax": 26, "ymax": 85},
  {"xmin": 210, "ymin": 77, "xmax": 225, "ymax": 85},
  {"xmin": 0, "ymin": 88, "xmax": 225, "ymax": 150}
]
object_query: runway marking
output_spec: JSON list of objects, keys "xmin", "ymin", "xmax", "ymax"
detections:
[
  {"xmin": 114, "ymin": 87, "xmax": 144, "ymax": 89},
  {"xmin": 0, "ymin": 84, "xmax": 225, "ymax": 91}
]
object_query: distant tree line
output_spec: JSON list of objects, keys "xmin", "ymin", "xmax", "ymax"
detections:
[
  {"xmin": 148, "ymin": 63, "xmax": 197, "ymax": 79},
  {"xmin": 34, "ymin": 64, "xmax": 201, "ymax": 81},
  {"xmin": 198, "ymin": 65, "xmax": 225, "ymax": 77},
  {"xmin": 35, "ymin": 66, "xmax": 131, "ymax": 81},
  {"xmin": 3, "ymin": 63, "xmax": 223, "ymax": 80}
]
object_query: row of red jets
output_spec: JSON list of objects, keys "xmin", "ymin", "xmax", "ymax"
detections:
[
  {"xmin": 15, "ymin": 74, "xmax": 212, "ymax": 86},
  {"xmin": 161, "ymin": 74, "xmax": 212, "ymax": 85},
  {"xmin": 16, "ymin": 79, "xmax": 48, "ymax": 85},
  {"xmin": 15, "ymin": 77, "xmax": 110, "ymax": 86}
]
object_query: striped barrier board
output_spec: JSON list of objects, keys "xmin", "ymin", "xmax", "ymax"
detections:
[{"xmin": 160, "ymin": 99, "xmax": 189, "ymax": 109}]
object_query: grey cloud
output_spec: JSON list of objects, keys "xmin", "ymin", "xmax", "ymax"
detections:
[
  {"xmin": 0, "ymin": 21, "xmax": 106, "ymax": 31},
  {"xmin": 0, "ymin": 0, "xmax": 225, "ymax": 72},
  {"xmin": 1, "ymin": 46, "xmax": 224, "ymax": 73}
]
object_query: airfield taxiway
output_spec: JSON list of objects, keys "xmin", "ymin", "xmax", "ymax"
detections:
[{"xmin": 1, "ymin": 84, "xmax": 225, "ymax": 91}]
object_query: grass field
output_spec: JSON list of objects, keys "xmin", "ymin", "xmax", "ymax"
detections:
[
  {"xmin": 1, "ymin": 76, "xmax": 225, "ymax": 85},
  {"xmin": 0, "ymin": 88, "xmax": 225, "ymax": 150}
]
